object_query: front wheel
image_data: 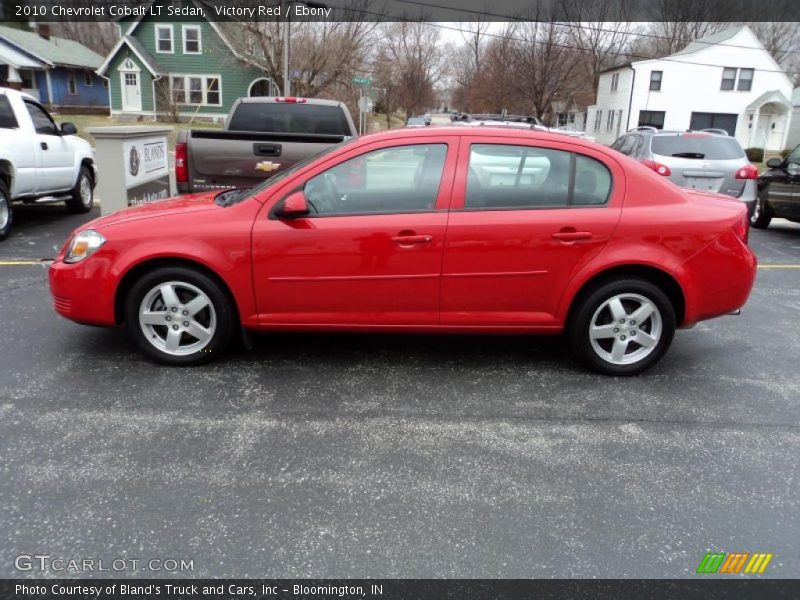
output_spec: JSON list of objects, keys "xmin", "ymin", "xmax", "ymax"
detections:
[
  {"xmin": 66, "ymin": 166, "xmax": 94, "ymax": 214},
  {"xmin": 568, "ymin": 279, "xmax": 676, "ymax": 376},
  {"xmin": 0, "ymin": 180, "xmax": 13, "ymax": 241},
  {"xmin": 750, "ymin": 193, "xmax": 772, "ymax": 229},
  {"xmin": 125, "ymin": 267, "xmax": 235, "ymax": 365}
]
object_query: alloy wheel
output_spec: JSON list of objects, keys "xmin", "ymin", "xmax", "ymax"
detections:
[
  {"xmin": 138, "ymin": 281, "xmax": 217, "ymax": 356},
  {"xmin": 589, "ymin": 293, "xmax": 663, "ymax": 365},
  {"xmin": 0, "ymin": 193, "xmax": 8, "ymax": 230},
  {"xmin": 80, "ymin": 174, "xmax": 93, "ymax": 208}
]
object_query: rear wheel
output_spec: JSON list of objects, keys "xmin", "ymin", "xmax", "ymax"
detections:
[
  {"xmin": 569, "ymin": 279, "xmax": 676, "ymax": 376},
  {"xmin": 66, "ymin": 166, "xmax": 94, "ymax": 214},
  {"xmin": 125, "ymin": 267, "xmax": 235, "ymax": 365},
  {"xmin": 750, "ymin": 193, "xmax": 772, "ymax": 229},
  {"xmin": 0, "ymin": 180, "xmax": 12, "ymax": 241}
]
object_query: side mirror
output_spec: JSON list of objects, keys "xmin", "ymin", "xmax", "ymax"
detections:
[
  {"xmin": 766, "ymin": 157, "xmax": 783, "ymax": 169},
  {"xmin": 60, "ymin": 122, "xmax": 77, "ymax": 135},
  {"xmin": 276, "ymin": 190, "xmax": 310, "ymax": 218}
]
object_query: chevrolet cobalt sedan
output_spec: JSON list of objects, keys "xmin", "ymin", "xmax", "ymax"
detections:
[{"xmin": 49, "ymin": 127, "xmax": 756, "ymax": 375}]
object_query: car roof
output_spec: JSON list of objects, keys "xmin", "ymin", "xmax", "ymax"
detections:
[{"xmin": 359, "ymin": 126, "xmax": 602, "ymax": 150}]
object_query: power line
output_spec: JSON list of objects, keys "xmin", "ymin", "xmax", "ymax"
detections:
[{"xmin": 387, "ymin": 0, "xmax": 800, "ymax": 56}]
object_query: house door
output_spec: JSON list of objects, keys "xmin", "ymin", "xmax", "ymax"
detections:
[{"xmin": 121, "ymin": 71, "xmax": 142, "ymax": 112}]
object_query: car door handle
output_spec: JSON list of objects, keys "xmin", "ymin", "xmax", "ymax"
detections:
[
  {"xmin": 391, "ymin": 234, "xmax": 433, "ymax": 245},
  {"xmin": 552, "ymin": 230, "xmax": 593, "ymax": 241},
  {"xmin": 40, "ymin": 142, "xmax": 48, "ymax": 150}
]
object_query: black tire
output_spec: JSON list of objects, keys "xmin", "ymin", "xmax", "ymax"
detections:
[
  {"xmin": 750, "ymin": 192, "xmax": 772, "ymax": 229},
  {"xmin": 568, "ymin": 278, "xmax": 676, "ymax": 376},
  {"xmin": 65, "ymin": 166, "xmax": 94, "ymax": 214},
  {"xmin": 0, "ymin": 179, "xmax": 13, "ymax": 241},
  {"xmin": 124, "ymin": 266, "xmax": 235, "ymax": 366}
]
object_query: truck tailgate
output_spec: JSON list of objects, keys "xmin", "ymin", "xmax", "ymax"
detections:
[{"xmin": 186, "ymin": 130, "xmax": 346, "ymax": 191}]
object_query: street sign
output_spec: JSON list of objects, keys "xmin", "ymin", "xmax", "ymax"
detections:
[
  {"xmin": 352, "ymin": 76, "xmax": 372, "ymax": 86},
  {"xmin": 357, "ymin": 96, "xmax": 374, "ymax": 112}
]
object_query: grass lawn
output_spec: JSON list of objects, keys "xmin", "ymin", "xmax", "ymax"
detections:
[{"xmin": 65, "ymin": 114, "xmax": 223, "ymax": 150}]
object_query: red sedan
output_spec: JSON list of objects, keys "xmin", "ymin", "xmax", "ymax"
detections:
[{"xmin": 49, "ymin": 127, "xmax": 756, "ymax": 375}]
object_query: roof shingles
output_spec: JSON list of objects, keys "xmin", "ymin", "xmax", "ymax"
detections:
[{"xmin": 0, "ymin": 25, "xmax": 104, "ymax": 69}]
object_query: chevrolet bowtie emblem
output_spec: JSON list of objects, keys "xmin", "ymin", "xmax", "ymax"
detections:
[{"xmin": 255, "ymin": 161, "xmax": 280, "ymax": 172}]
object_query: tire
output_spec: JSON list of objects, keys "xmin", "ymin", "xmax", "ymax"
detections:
[
  {"xmin": 750, "ymin": 192, "xmax": 772, "ymax": 229},
  {"xmin": 124, "ymin": 266, "xmax": 235, "ymax": 366},
  {"xmin": 0, "ymin": 180, "xmax": 13, "ymax": 241},
  {"xmin": 568, "ymin": 278, "xmax": 676, "ymax": 376},
  {"xmin": 65, "ymin": 166, "xmax": 94, "ymax": 214}
]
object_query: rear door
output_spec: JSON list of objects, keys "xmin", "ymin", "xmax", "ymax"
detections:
[
  {"xmin": 251, "ymin": 136, "xmax": 458, "ymax": 326},
  {"xmin": 440, "ymin": 136, "xmax": 623, "ymax": 328}
]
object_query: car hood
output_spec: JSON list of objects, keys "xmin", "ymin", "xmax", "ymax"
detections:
[{"xmin": 85, "ymin": 191, "xmax": 221, "ymax": 229}]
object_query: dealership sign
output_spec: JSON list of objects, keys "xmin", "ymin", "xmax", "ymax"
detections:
[{"xmin": 122, "ymin": 136, "xmax": 170, "ymax": 206}]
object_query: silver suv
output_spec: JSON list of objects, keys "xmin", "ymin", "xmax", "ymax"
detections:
[{"xmin": 610, "ymin": 127, "xmax": 757, "ymax": 210}]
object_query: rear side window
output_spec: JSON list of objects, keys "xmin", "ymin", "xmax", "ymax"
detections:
[
  {"xmin": 465, "ymin": 144, "xmax": 612, "ymax": 209},
  {"xmin": 0, "ymin": 96, "xmax": 18, "ymax": 129},
  {"xmin": 228, "ymin": 102, "xmax": 351, "ymax": 135},
  {"xmin": 651, "ymin": 135, "xmax": 745, "ymax": 160}
]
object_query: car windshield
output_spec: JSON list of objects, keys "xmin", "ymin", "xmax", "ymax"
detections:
[
  {"xmin": 228, "ymin": 102, "xmax": 351, "ymax": 135},
  {"xmin": 214, "ymin": 139, "xmax": 356, "ymax": 207},
  {"xmin": 651, "ymin": 135, "xmax": 745, "ymax": 160}
]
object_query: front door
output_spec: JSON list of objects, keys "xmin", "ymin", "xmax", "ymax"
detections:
[
  {"xmin": 251, "ymin": 139, "xmax": 457, "ymax": 326},
  {"xmin": 23, "ymin": 100, "xmax": 74, "ymax": 192},
  {"xmin": 121, "ymin": 71, "xmax": 142, "ymax": 112},
  {"xmin": 440, "ymin": 137, "xmax": 623, "ymax": 328},
  {"xmin": 767, "ymin": 145, "xmax": 800, "ymax": 220}
]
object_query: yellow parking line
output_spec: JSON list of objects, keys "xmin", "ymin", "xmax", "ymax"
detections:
[
  {"xmin": 758, "ymin": 264, "xmax": 800, "ymax": 269},
  {"xmin": 0, "ymin": 260, "xmax": 44, "ymax": 266}
]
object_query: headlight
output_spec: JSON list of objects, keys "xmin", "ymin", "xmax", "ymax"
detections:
[{"xmin": 64, "ymin": 230, "xmax": 106, "ymax": 263}]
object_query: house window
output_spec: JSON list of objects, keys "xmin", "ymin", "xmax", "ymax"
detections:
[
  {"xmin": 19, "ymin": 69, "xmax": 36, "ymax": 89},
  {"xmin": 611, "ymin": 73, "xmax": 619, "ymax": 92},
  {"xmin": 103, "ymin": 78, "xmax": 109, "ymax": 89},
  {"xmin": 595, "ymin": 110, "xmax": 602, "ymax": 131},
  {"xmin": 606, "ymin": 110, "xmax": 614, "ymax": 132},
  {"xmin": 170, "ymin": 75, "xmax": 222, "ymax": 106},
  {"xmin": 737, "ymin": 68, "xmax": 754, "ymax": 91},
  {"xmin": 84, "ymin": 71, "xmax": 93, "ymax": 87},
  {"xmin": 649, "ymin": 71, "xmax": 662, "ymax": 91},
  {"xmin": 721, "ymin": 67, "xmax": 737, "ymax": 90},
  {"xmin": 67, "ymin": 71, "xmax": 77, "ymax": 95},
  {"xmin": 638, "ymin": 110, "xmax": 665, "ymax": 129},
  {"xmin": 183, "ymin": 25, "xmax": 201, "ymax": 54},
  {"xmin": 156, "ymin": 25, "xmax": 174, "ymax": 53}
]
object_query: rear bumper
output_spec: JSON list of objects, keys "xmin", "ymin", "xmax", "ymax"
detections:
[{"xmin": 680, "ymin": 229, "xmax": 757, "ymax": 325}]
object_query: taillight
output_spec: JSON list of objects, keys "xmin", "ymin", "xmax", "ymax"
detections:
[
  {"xmin": 175, "ymin": 142, "xmax": 188, "ymax": 183},
  {"xmin": 735, "ymin": 164, "xmax": 759, "ymax": 180},
  {"xmin": 640, "ymin": 160, "xmax": 671, "ymax": 176},
  {"xmin": 733, "ymin": 211, "xmax": 749, "ymax": 244},
  {"xmin": 274, "ymin": 97, "xmax": 307, "ymax": 103}
]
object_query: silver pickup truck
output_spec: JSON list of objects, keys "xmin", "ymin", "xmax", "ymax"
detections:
[{"xmin": 176, "ymin": 97, "xmax": 357, "ymax": 194}]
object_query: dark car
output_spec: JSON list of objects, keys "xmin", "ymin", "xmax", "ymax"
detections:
[
  {"xmin": 751, "ymin": 144, "xmax": 800, "ymax": 228},
  {"xmin": 610, "ymin": 127, "xmax": 757, "ymax": 211}
]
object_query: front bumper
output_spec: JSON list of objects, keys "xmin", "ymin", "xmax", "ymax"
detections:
[{"xmin": 48, "ymin": 255, "xmax": 117, "ymax": 327}]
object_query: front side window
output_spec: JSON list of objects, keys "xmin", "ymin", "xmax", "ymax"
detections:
[
  {"xmin": 649, "ymin": 71, "xmax": 662, "ymax": 91},
  {"xmin": 782, "ymin": 145, "xmax": 800, "ymax": 170},
  {"xmin": 721, "ymin": 67, "xmax": 737, "ymax": 90},
  {"xmin": 25, "ymin": 101, "xmax": 57, "ymax": 135},
  {"xmin": 465, "ymin": 144, "xmax": 611, "ymax": 210},
  {"xmin": 304, "ymin": 144, "xmax": 447, "ymax": 216},
  {"xmin": 156, "ymin": 25, "xmax": 173, "ymax": 53}
]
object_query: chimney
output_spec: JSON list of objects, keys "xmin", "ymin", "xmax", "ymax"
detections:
[{"xmin": 38, "ymin": 24, "xmax": 50, "ymax": 40}]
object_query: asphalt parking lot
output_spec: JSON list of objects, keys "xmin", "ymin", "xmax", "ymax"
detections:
[{"xmin": 1, "ymin": 202, "xmax": 799, "ymax": 578}]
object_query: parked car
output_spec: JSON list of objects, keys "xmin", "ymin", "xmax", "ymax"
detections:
[
  {"xmin": 610, "ymin": 127, "xmax": 757, "ymax": 212},
  {"xmin": 49, "ymin": 127, "xmax": 755, "ymax": 375},
  {"xmin": 176, "ymin": 96, "xmax": 357, "ymax": 194},
  {"xmin": 423, "ymin": 112, "xmax": 432, "ymax": 125},
  {"xmin": 751, "ymin": 144, "xmax": 800, "ymax": 228},
  {"xmin": 0, "ymin": 88, "xmax": 96, "ymax": 240},
  {"xmin": 406, "ymin": 117, "xmax": 427, "ymax": 128}
]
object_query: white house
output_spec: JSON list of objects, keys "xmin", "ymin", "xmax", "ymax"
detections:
[
  {"xmin": 586, "ymin": 26, "xmax": 795, "ymax": 152},
  {"xmin": 787, "ymin": 88, "xmax": 800, "ymax": 149}
]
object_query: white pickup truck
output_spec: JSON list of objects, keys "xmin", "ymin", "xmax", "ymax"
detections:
[{"xmin": 0, "ymin": 87, "xmax": 96, "ymax": 240}]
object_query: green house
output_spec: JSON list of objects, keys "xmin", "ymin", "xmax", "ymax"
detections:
[{"xmin": 97, "ymin": 0, "xmax": 277, "ymax": 119}]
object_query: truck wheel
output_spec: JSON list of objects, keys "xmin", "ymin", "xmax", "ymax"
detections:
[
  {"xmin": 0, "ymin": 180, "xmax": 13, "ymax": 241},
  {"xmin": 568, "ymin": 278, "xmax": 676, "ymax": 376},
  {"xmin": 66, "ymin": 166, "xmax": 93, "ymax": 214},
  {"xmin": 125, "ymin": 266, "xmax": 235, "ymax": 366}
]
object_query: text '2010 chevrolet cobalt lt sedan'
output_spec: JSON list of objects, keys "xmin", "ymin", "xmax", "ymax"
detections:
[{"xmin": 49, "ymin": 127, "xmax": 756, "ymax": 375}]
